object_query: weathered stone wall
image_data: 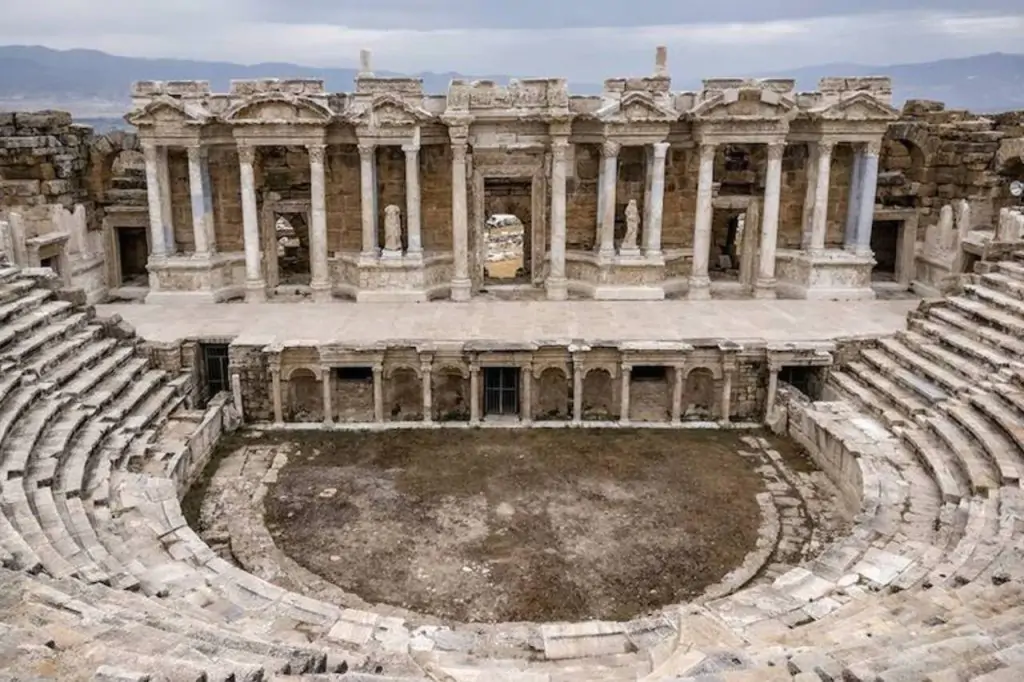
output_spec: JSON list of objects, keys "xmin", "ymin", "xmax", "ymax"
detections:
[
  {"xmin": 231, "ymin": 345, "xmax": 272, "ymax": 422},
  {"xmin": 0, "ymin": 111, "xmax": 92, "ymax": 216}
]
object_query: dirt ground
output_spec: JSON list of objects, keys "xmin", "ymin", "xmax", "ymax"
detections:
[{"xmin": 263, "ymin": 429, "xmax": 772, "ymax": 623}]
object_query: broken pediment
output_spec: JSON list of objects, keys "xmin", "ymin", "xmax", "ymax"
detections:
[
  {"xmin": 125, "ymin": 96, "xmax": 210, "ymax": 127},
  {"xmin": 690, "ymin": 86, "xmax": 797, "ymax": 120},
  {"xmin": 223, "ymin": 95, "xmax": 333, "ymax": 125},
  {"xmin": 350, "ymin": 93, "xmax": 433, "ymax": 127},
  {"xmin": 812, "ymin": 92, "xmax": 900, "ymax": 121},
  {"xmin": 597, "ymin": 91, "xmax": 678, "ymax": 124}
]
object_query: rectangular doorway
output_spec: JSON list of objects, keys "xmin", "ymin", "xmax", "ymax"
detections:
[
  {"xmin": 482, "ymin": 178, "xmax": 532, "ymax": 286},
  {"xmin": 117, "ymin": 227, "xmax": 149, "ymax": 286},
  {"xmin": 870, "ymin": 220, "xmax": 901, "ymax": 282},
  {"xmin": 199, "ymin": 343, "xmax": 230, "ymax": 408},
  {"xmin": 483, "ymin": 367, "xmax": 520, "ymax": 417}
]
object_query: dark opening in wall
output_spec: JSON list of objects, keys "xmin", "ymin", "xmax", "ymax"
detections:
[
  {"xmin": 780, "ymin": 366, "xmax": 825, "ymax": 401},
  {"xmin": 199, "ymin": 343, "xmax": 230, "ymax": 408},
  {"xmin": 632, "ymin": 365, "xmax": 667, "ymax": 381},
  {"xmin": 336, "ymin": 367, "xmax": 373, "ymax": 382}
]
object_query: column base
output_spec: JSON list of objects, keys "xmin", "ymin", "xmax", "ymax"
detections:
[
  {"xmin": 311, "ymin": 282, "xmax": 333, "ymax": 302},
  {"xmin": 545, "ymin": 276, "xmax": 568, "ymax": 301},
  {"xmin": 687, "ymin": 276, "xmax": 711, "ymax": 300},
  {"xmin": 753, "ymin": 279, "xmax": 778, "ymax": 299},
  {"xmin": 450, "ymin": 277, "xmax": 472, "ymax": 302},
  {"xmin": 244, "ymin": 281, "xmax": 267, "ymax": 303}
]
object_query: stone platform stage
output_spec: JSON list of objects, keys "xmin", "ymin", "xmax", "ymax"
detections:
[{"xmin": 96, "ymin": 298, "xmax": 919, "ymax": 346}]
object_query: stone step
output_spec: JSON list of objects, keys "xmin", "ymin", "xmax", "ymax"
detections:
[
  {"xmin": 876, "ymin": 336, "xmax": 972, "ymax": 395},
  {"xmin": 0, "ymin": 394, "xmax": 74, "ymax": 479},
  {"xmin": 996, "ymin": 259, "xmax": 1024, "ymax": 282},
  {"xmin": 0, "ymin": 266, "xmax": 22, "ymax": 283},
  {"xmin": 0, "ymin": 287, "xmax": 50, "ymax": 325},
  {"xmin": 948, "ymin": 294, "xmax": 1024, "ymax": 339},
  {"xmin": 928, "ymin": 305, "xmax": 1024, "ymax": 359},
  {"xmin": 0, "ymin": 486, "xmax": 79, "ymax": 579},
  {"xmin": 897, "ymin": 329, "xmax": 991, "ymax": 384},
  {"xmin": 0, "ymin": 312, "xmax": 90, "ymax": 365},
  {"xmin": 941, "ymin": 401, "xmax": 1021, "ymax": 485},
  {"xmin": 967, "ymin": 393, "xmax": 1024, "ymax": 475},
  {"xmin": 927, "ymin": 495, "xmax": 998, "ymax": 587},
  {"xmin": 899, "ymin": 426, "xmax": 966, "ymax": 504},
  {"xmin": 28, "ymin": 487, "xmax": 111, "ymax": 584},
  {"xmin": 982, "ymin": 272, "xmax": 1024, "ymax": 301},
  {"xmin": 860, "ymin": 347, "xmax": 949, "ymax": 405},
  {"xmin": 20, "ymin": 324, "xmax": 105, "ymax": 378},
  {"xmin": 0, "ymin": 385, "xmax": 45, "ymax": 461},
  {"xmin": 62, "ymin": 346, "xmax": 138, "ymax": 398},
  {"xmin": 966, "ymin": 282, "xmax": 1024, "ymax": 320},
  {"xmin": 57, "ymin": 420, "xmax": 117, "ymax": 498},
  {"xmin": 828, "ymin": 370, "xmax": 908, "ymax": 429},
  {"xmin": 0, "ymin": 278, "xmax": 36, "ymax": 306},
  {"xmin": 0, "ymin": 501, "xmax": 43, "ymax": 572},
  {"xmin": 46, "ymin": 337, "xmax": 119, "ymax": 388},
  {"xmin": 924, "ymin": 414, "xmax": 999, "ymax": 495},
  {"xmin": 847, "ymin": 360, "xmax": 930, "ymax": 419},
  {"xmin": 80, "ymin": 357, "xmax": 149, "ymax": 411},
  {"xmin": 27, "ymin": 405, "xmax": 91, "ymax": 486},
  {"xmin": 105, "ymin": 370, "xmax": 168, "ymax": 423},
  {"xmin": 0, "ymin": 299, "xmax": 73, "ymax": 349},
  {"xmin": 909, "ymin": 315, "xmax": 1016, "ymax": 371}
]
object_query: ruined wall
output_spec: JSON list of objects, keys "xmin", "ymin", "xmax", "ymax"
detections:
[
  {"xmin": 662, "ymin": 148, "xmax": 698, "ymax": 249},
  {"xmin": 421, "ymin": 145, "xmax": 453, "ymax": 251},
  {"xmin": 0, "ymin": 111, "xmax": 92, "ymax": 216},
  {"xmin": 566, "ymin": 144, "xmax": 599, "ymax": 250},
  {"xmin": 210, "ymin": 147, "xmax": 244, "ymax": 252},
  {"xmin": 325, "ymin": 146, "xmax": 361, "ymax": 253}
]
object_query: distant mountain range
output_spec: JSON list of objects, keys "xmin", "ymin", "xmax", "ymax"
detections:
[{"xmin": 1, "ymin": 45, "xmax": 1022, "ymax": 126}]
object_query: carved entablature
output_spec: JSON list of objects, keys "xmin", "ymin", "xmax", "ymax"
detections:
[
  {"xmin": 221, "ymin": 94, "xmax": 334, "ymax": 127},
  {"xmin": 596, "ymin": 90, "xmax": 678, "ymax": 125},
  {"xmin": 229, "ymin": 78, "xmax": 327, "ymax": 97},
  {"xmin": 347, "ymin": 91, "xmax": 435, "ymax": 134},
  {"xmin": 689, "ymin": 82, "xmax": 797, "ymax": 142},
  {"xmin": 125, "ymin": 95, "xmax": 213, "ymax": 138},
  {"xmin": 355, "ymin": 77, "xmax": 424, "ymax": 96},
  {"xmin": 453, "ymin": 78, "xmax": 571, "ymax": 122},
  {"xmin": 806, "ymin": 91, "xmax": 900, "ymax": 137}
]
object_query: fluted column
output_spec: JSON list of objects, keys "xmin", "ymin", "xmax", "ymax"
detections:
[
  {"xmin": 321, "ymin": 365, "xmax": 333, "ymax": 425},
  {"xmin": 844, "ymin": 149, "xmax": 864, "ymax": 249},
  {"xmin": 855, "ymin": 141, "xmax": 881, "ymax": 256},
  {"xmin": 572, "ymin": 358, "xmax": 584, "ymax": 425},
  {"xmin": 689, "ymin": 142, "xmax": 716, "ymax": 299},
  {"xmin": 157, "ymin": 146, "xmax": 175, "ymax": 254},
  {"xmin": 238, "ymin": 144, "xmax": 265, "ymax": 302},
  {"xmin": 308, "ymin": 144, "xmax": 331, "ymax": 300},
  {"xmin": 754, "ymin": 142, "xmax": 785, "ymax": 299},
  {"xmin": 450, "ymin": 139, "xmax": 472, "ymax": 301},
  {"xmin": 358, "ymin": 142, "xmax": 378, "ymax": 259},
  {"xmin": 809, "ymin": 140, "xmax": 835, "ymax": 253},
  {"xmin": 598, "ymin": 141, "xmax": 620, "ymax": 258},
  {"xmin": 421, "ymin": 361, "xmax": 433, "ymax": 423},
  {"xmin": 619, "ymin": 364, "xmax": 631, "ymax": 425},
  {"xmin": 403, "ymin": 143, "xmax": 423, "ymax": 257},
  {"xmin": 142, "ymin": 143, "xmax": 167, "ymax": 260},
  {"xmin": 469, "ymin": 362, "xmax": 480, "ymax": 424},
  {"xmin": 187, "ymin": 144, "xmax": 210, "ymax": 257},
  {"xmin": 546, "ymin": 138, "xmax": 569, "ymax": 300},
  {"xmin": 643, "ymin": 142, "xmax": 669, "ymax": 258}
]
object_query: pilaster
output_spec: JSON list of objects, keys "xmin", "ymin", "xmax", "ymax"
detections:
[
  {"xmin": 269, "ymin": 360, "xmax": 283, "ymax": 425},
  {"xmin": 572, "ymin": 356, "xmax": 584, "ymax": 425},
  {"xmin": 420, "ymin": 360, "xmax": 433, "ymax": 423},
  {"xmin": 469, "ymin": 361, "xmax": 480, "ymax": 424},
  {"xmin": 765, "ymin": 358, "xmax": 781, "ymax": 423},
  {"xmin": 373, "ymin": 363, "xmax": 384, "ymax": 423},
  {"xmin": 521, "ymin": 363, "xmax": 533, "ymax": 424},
  {"xmin": 670, "ymin": 364, "xmax": 684, "ymax": 425}
]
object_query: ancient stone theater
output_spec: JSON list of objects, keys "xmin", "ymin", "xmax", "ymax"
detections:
[{"xmin": 1, "ymin": 46, "xmax": 1024, "ymax": 680}]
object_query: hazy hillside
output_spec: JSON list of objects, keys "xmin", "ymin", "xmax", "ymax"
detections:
[{"xmin": 1, "ymin": 45, "xmax": 1022, "ymax": 122}]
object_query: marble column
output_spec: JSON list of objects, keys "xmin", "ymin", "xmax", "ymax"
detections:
[
  {"xmin": 270, "ymin": 367, "xmax": 283, "ymax": 425},
  {"xmin": 308, "ymin": 144, "xmax": 331, "ymax": 300},
  {"xmin": 421, "ymin": 362, "xmax": 433, "ymax": 423},
  {"xmin": 572, "ymin": 359, "xmax": 584, "ymax": 425},
  {"xmin": 469, "ymin": 363, "xmax": 480, "ymax": 424},
  {"xmin": 238, "ymin": 144, "xmax": 265, "ymax": 302},
  {"xmin": 373, "ymin": 364, "xmax": 384, "ymax": 423},
  {"xmin": 855, "ymin": 141, "xmax": 881, "ymax": 256},
  {"xmin": 157, "ymin": 146, "xmax": 175, "ymax": 254},
  {"xmin": 142, "ymin": 143, "xmax": 167, "ymax": 259},
  {"xmin": 200, "ymin": 150, "xmax": 216, "ymax": 254},
  {"xmin": 800, "ymin": 144, "xmax": 819, "ymax": 250},
  {"xmin": 754, "ymin": 142, "xmax": 785, "ymax": 299},
  {"xmin": 358, "ymin": 143, "xmax": 378, "ymax": 259},
  {"xmin": 671, "ymin": 365, "xmax": 684, "ymax": 425},
  {"xmin": 689, "ymin": 142, "xmax": 716, "ymax": 299},
  {"xmin": 186, "ymin": 144, "xmax": 211, "ymax": 257},
  {"xmin": 521, "ymin": 365, "xmax": 533, "ymax": 424},
  {"xmin": 720, "ymin": 365, "xmax": 734, "ymax": 425},
  {"xmin": 403, "ymin": 143, "xmax": 423, "ymax": 257},
  {"xmin": 844, "ymin": 149, "xmax": 864, "ymax": 249},
  {"xmin": 450, "ymin": 140, "xmax": 472, "ymax": 301},
  {"xmin": 321, "ymin": 366, "xmax": 334, "ymax": 424},
  {"xmin": 765, "ymin": 361, "xmax": 780, "ymax": 423},
  {"xmin": 230, "ymin": 371, "xmax": 244, "ymax": 421},
  {"xmin": 598, "ymin": 141, "xmax": 620, "ymax": 258},
  {"xmin": 643, "ymin": 142, "xmax": 669, "ymax": 258},
  {"xmin": 809, "ymin": 140, "xmax": 835, "ymax": 253},
  {"xmin": 547, "ymin": 138, "xmax": 569, "ymax": 300},
  {"xmin": 619, "ymin": 364, "xmax": 631, "ymax": 425}
]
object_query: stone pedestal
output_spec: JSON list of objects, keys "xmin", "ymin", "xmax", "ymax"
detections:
[
  {"xmin": 145, "ymin": 253, "xmax": 246, "ymax": 304},
  {"xmin": 567, "ymin": 251, "xmax": 666, "ymax": 300},
  {"xmin": 775, "ymin": 249, "xmax": 876, "ymax": 300}
]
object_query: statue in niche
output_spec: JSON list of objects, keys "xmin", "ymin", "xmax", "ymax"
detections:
[
  {"xmin": 621, "ymin": 199, "xmax": 641, "ymax": 252},
  {"xmin": 383, "ymin": 204, "xmax": 403, "ymax": 253}
]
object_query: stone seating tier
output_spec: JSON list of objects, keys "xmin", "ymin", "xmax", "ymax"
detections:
[{"xmin": 1, "ymin": 259, "xmax": 1024, "ymax": 679}]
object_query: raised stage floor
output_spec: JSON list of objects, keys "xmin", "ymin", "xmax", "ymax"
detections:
[{"xmin": 95, "ymin": 298, "xmax": 921, "ymax": 346}]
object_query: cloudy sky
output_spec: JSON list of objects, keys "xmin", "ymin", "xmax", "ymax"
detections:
[{"xmin": 3, "ymin": 1, "xmax": 1024, "ymax": 80}]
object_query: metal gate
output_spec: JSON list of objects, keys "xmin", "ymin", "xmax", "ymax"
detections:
[
  {"xmin": 199, "ymin": 343, "xmax": 231, "ymax": 407},
  {"xmin": 483, "ymin": 367, "xmax": 520, "ymax": 416}
]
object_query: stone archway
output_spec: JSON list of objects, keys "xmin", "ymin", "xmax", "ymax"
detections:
[
  {"xmin": 682, "ymin": 367, "xmax": 717, "ymax": 420},
  {"xmin": 582, "ymin": 368, "xmax": 615, "ymax": 421},
  {"xmin": 535, "ymin": 367, "xmax": 570, "ymax": 421},
  {"xmin": 287, "ymin": 368, "xmax": 322, "ymax": 422}
]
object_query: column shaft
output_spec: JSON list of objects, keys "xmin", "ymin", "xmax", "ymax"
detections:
[
  {"xmin": 421, "ymin": 365, "xmax": 433, "ymax": 423},
  {"xmin": 403, "ymin": 145, "xmax": 423, "ymax": 255},
  {"xmin": 855, "ymin": 143, "xmax": 881, "ymax": 255},
  {"xmin": 358, "ymin": 143, "xmax": 378, "ymax": 258},
  {"xmin": 201, "ymin": 151, "xmax": 216, "ymax": 253},
  {"xmin": 521, "ymin": 366, "xmax": 533, "ymax": 424},
  {"xmin": 271, "ymin": 368, "xmax": 283, "ymax": 425},
  {"xmin": 450, "ymin": 141, "xmax": 471, "ymax": 301},
  {"xmin": 308, "ymin": 144, "xmax": 330, "ymax": 299},
  {"xmin": 373, "ymin": 365, "xmax": 384, "ymax": 423},
  {"xmin": 157, "ymin": 146, "xmax": 175, "ymax": 254},
  {"xmin": 809, "ymin": 141, "xmax": 834, "ymax": 252},
  {"xmin": 720, "ymin": 368, "xmax": 733, "ymax": 425},
  {"xmin": 238, "ymin": 145, "xmax": 265, "ymax": 301},
  {"xmin": 845, "ymin": 150, "xmax": 864, "ymax": 249},
  {"xmin": 572, "ymin": 363, "xmax": 583, "ymax": 424},
  {"xmin": 619, "ymin": 366, "xmax": 631, "ymax": 424},
  {"xmin": 765, "ymin": 364, "xmax": 780, "ymax": 422},
  {"xmin": 547, "ymin": 139, "xmax": 569, "ymax": 300},
  {"xmin": 142, "ymin": 144, "xmax": 167, "ymax": 259},
  {"xmin": 671, "ymin": 365, "xmax": 684, "ymax": 424},
  {"xmin": 322, "ymin": 367, "xmax": 334, "ymax": 424},
  {"xmin": 469, "ymin": 365, "xmax": 480, "ymax": 424},
  {"xmin": 598, "ymin": 141, "xmax": 619, "ymax": 257},
  {"xmin": 231, "ymin": 371, "xmax": 245, "ymax": 421},
  {"xmin": 187, "ymin": 145, "xmax": 210, "ymax": 256},
  {"xmin": 644, "ymin": 142, "xmax": 669, "ymax": 257},
  {"xmin": 755, "ymin": 142, "xmax": 785, "ymax": 298},
  {"xmin": 689, "ymin": 142, "xmax": 716, "ymax": 299},
  {"xmin": 800, "ymin": 145, "xmax": 819, "ymax": 250}
]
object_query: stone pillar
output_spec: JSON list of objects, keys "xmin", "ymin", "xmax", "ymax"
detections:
[
  {"xmin": 230, "ymin": 370, "xmax": 244, "ymax": 422},
  {"xmin": 572, "ymin": 359, "xmax": 584, "ymax": 425},
  {"xmin": 142, "ymin": 143, "xmax": 167, "ymax": 259},
  {"xmin": 800, "ymin": 144, "xmax": 819, "ymax": 250},
  {"xmin": 321, "ymin": 365, "xmax": 334, "ymax": 424},
  {"xmin": 238, "ymin": 144, "xmax": 266, "ymax": 302},
  {"xmin": 619, "ymin": 364, "xmax": 631, "ymax": 425},
  {"xmin": 201, "ymin": 151, "xmax": 216, "ymax": 254},
  {"xmin": 765, "ymin": 361, "xmax": 780, "ymax": 422},
  {"xmin": 358, "ymin": 142, "xmax": 378, "ymax": 259},
  {"xmin": 844, "ymin": 149, "xmax": 864, "ymax": 249},
  {"xmin": 469, "ymin": 362, "xmax": 480, "ymax": 424},
  {"xmin": 373, "ymin": 364, "xmax": 384, "ymax": 423},
  {"xmin": 547, "ymin": 138, "xmax": 569, "ymax": 300},
  {"xmin": 308, "ymin": 144, "xmax": 331, "ymax": 300},
  {"xmin": 521, "ymin": 364, "xmax": 533, "ymax": 424},
  {"xmin": 855, "ymin": 141, "xmax": 881, "ymax": 256},
  {"xmin": 270, "ymin": 366, "xmax": 283, "ymax": 425},
  {"xmin": 157, "ymin": 146, "xmax": 175, "ymax": 254},
  {"xmin": 643, "ymin": 142, "xmax": 669, "ymax": 258},
  {"xmin": 186, "ymin": 144, "xmax": 210, "ymax": 257},
  {"xmin": 809, "ymin": 140, "xmax": 834, "ymax": 253},
  {"xmin": 720, "ymin": 364, "xmax": 734, "ymax": 426},
  {"xmin": 450, "ymin": 139, "xmax": 472, "ymax": 301},
  {"xmin": 598, "ymin": 141, "xmax": 620, "ymax": 258},
  {"xmin": 754, "ymin": 142, "xmax": 785, "ymax": 299},
  {"xmin": 403, "ymin": 143, "xmax": 423, "ymax": 257},
  {"xmin": 689, "ymin": 142, "xmax": 716, "ymax": 299},
  {"xmin": 421, "ymin": 361, "xmax": 433, "ymax": 423},
  {"xmin": 671, "ymin": 365, "xmax": 684, "ymax": 425}
]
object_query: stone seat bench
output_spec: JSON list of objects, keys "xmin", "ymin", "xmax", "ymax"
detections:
[
  {"xmin": 0, "ymin": 299, "xmax": 73, "ymax": 349},
  {"xmin": 27, "ymin": 487, "xmax": 110, "ymax": 585},
  {"xmin": 0, "ymin": 385, "xmax": 45, "ymax": 468},
  {"xmin": 926, "ymin": 493, "xmax": 1000, "ymax": 587},
  {"xmin": 0, "ymin": 503, "xmax": 42, "ymax": 572},
  {"xmin": 982, "ymin": 272, "xmax": 1024, "ymax": 301},
  {"xmin": 965, "ymin": 282, "xmax": 1024, "ymax": 321},
  {"xmin": 2, "ymin": 394, "xmax": 73, "ymax": 479},
  {"xmin": 995, "ymin": 260, "xmax": 1024, "ymax": 282},
  {"xmin": 0, "ymin": 311, "xmax": 90, "ymax": 365},
  {"xmin": 950, "ymin": 486, "xmax": 1022, "ymax": 586},
  {"xmin": 0, "ymin": 288, "xmax": 51, "ymax": 326},
  {"xmin": 859, "ymin": 347, "xmax": 949, "ymax": 405},
  {"xmin": 944, "ymin": 399, "xmax": 1022, "ymax": 484},
  {"xmin": 908, "ymin": 315, "xmax": 1018, "ymax": 371},
  {"xmin": 845, "ymin": 360, "xmax": 929, "ymax": 421},
  {"xmin": 21, "ymin": 325, "xmax": 105, "ymax": 378},
  {"xmin": 0, "ymin": 485, "xmax": 78, "ymax": 579},
  {"xmin": 947, "ymin": 295, "xmax": 1024, "ymax": 341},
  {"xmin": 26, "ymin": 405, "xmax": 91, "ymax": 487},
  {"xmin": 876, "ymin": 336, "xmax": 972, "ymax": 396},
  {"xmin": 898, "ymin": 426, "xmax": 964, "ymax": 505},
  {"xmin": 61, "ymin": 346, "xmax": 138, "ymax": 399},
  {"xmin": 44, "ymin": 337, "xmax": 119, "ymax": 388},
  {"xmin": 923, "ymin": 413, "xmax": 999, "ymax": 495},
  {"xmin": 928, "ymin": 304, "xmax": 1024, "ymax": 359},
  {"xmin": 897, "ymin": 329, "xmax": 991, "ymax": 385},
  {"xmin": 0, "ymin": 278, "xmax": 37, "ymax": 306}
]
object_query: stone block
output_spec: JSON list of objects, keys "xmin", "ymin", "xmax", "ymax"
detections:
[{"xmin": 15, "ymin": 110, "xmax": 73, "ymax": 131}]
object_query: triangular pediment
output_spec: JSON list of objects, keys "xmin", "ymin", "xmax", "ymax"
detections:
[
  {"xmin": 596, "ymin": 91, "xmax": 678, "ymax": 123},
  {"xmin": 223, "ymin": 94, "xmax": 333, "ymax": 125},
  {"xmin": 125, "ymin": 96, "xmax": 209, "ymax": 127},
  {"xmin": 812, "ymin": 91, "xmax": 900, "ymax": 121},
  {"xmin": 350, "ymin": 92, "xmax": 434, "ymax": 127},
  {"xmin": 691, "ymin": 87, "xmax": 797, "ymax": 120}
]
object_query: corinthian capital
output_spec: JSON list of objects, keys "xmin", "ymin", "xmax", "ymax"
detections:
[
  {"xmin": 766, "ymin": 141, "xmax": 786, "ymax": 162},
  {"xmin": 237, "ymin": 144, "xmax": 256, "ymax": 165},
  {"xmin": 601, "ymin": 140, "xmax": 621, "ymax": 158},
  {"xmin": 551, "ymin": 138, "xmax": 570, "ymax": 161},
  {"xmin": 307, "ymin": 144, "xmax": 326, "ymax": 164},
  {"xmin": 863, "ymin": 139, "xmax": 882, "ymax": 156},
  {"xmin": 186, "ymin": 143, "xmax": 205, "ymax": 164}
]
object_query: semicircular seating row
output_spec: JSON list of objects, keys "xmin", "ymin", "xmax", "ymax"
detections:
[{"xmin": 1, "ymin": 258, "xmax": 1024, "ymax": 682}]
